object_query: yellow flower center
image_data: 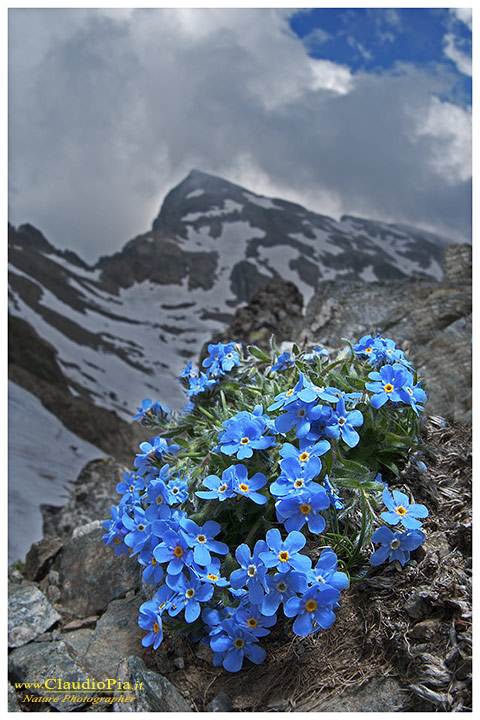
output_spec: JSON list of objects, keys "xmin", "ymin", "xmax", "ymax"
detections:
[
  {"xmin": 239, "ymin": 483, "xmax": 249, "ymax": 493},
  {"xmin": 114, "ymin": 538, "xmax": 120, "ymax": 545},
  {"xmin": 286, "ymin": 389, "xmax": 295, "ymax": 397},
  {"xmin": 185, "ymin": 588, "xmax": 195, "ymax": 599},
  {"xmin": 305, "ymin": 599, "xmax": 317, "ymax": 613},
  {"xmin": 294, "ymin": 479, "xmax": 304, "ymax": 489},
  {"xmin": 240, "ymin": 437, "xmax": 250, "ymax": 445},
  {"xmin": 365, "ymin": 347, "xmax": 373, "ymax": 353},
  {"xmin": 234, "ymin": 638, "xmax": 244, "ymax": 649},
  {"xmin": 197, "ymin": 534, "xmax": 207, "ymax": 543},
  {"xmin": 152, "ymin": 557, "xmax": 157, "ymax": 565},
  {"xmin": 174, "ymin": 546, "xmax": 184, "ymax": 557},
  {"xmin": 156, "ymin": 496, "xmax": 163, "ymax": 504},
  {"xmin": 396, "ymin": 506, "xmax": 407, "ymax": 516},
  {"xmin": 279, "ymin": 551, "xmax": 290, "ymax": 563},
  {"xmin": 153, "ymin": 622, "xmax": 160, "ymax": 633},
  {"xmin": 219, "ymin": 483, "xmax": 228, "ymax": 493},
  {"xmin": 247, "ymin": 618, "xmax": 258, "ymax": 628},
  {"xmin": 207, "ymin": 573, "xmax": 218, "ymax": 582},
  {"xmin": 158, "ymin": 602, "xmax": 166, "ymax": 611},
  {"xmin": 299, "ymin": 452, "xmax": 310, "ymax": 462},
  {"xmin": 300, "ymin": 503, "xmax": 311, "ymax": 515},
  {"xmin": 384, "ymin": 383, "xmax": 394, "ymax": 393}
]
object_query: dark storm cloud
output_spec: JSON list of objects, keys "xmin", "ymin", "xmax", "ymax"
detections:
[{"xmin": 8, "ymin": 8, "xmax": 471, "ymax": 263}]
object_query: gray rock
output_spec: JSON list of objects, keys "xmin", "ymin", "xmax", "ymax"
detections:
[
  {"xmin": 301, "ymin": 244, "xmax": 471, "ymax": 422},
  {"xmin": 41, "ymin": 457, "xmax": 129, "ymax": 540},
  {"xmin": 79, "ymin": 596, "xmax": 147, "ymax": 677},
  {"xmin": 112, "ymin": 656, "xmax": 192, "ymax": 712},
  {"xmin": 8, "ymin": 683, "xmax": 22, "ymax": 712},
  {"xmin": 8, "ymin": 640, "xmax": 93, "ymax": 711},
  {"xmin": 23, "ymin": 536, "xmax": 63, "ymax": 581},
  {"xmin": 8, "ymin": 583, "xmax": 61, "ymax": 648},
  {"xmin": 403, "ymin": 586, "xmax": 437, "ymax": 620},
  {"xmin": 51, "ymin": 526, "xmax": 140, "ymax": 617},
  {"xmin": 206, "ymin": 692, "xmax": 233, "ymax": 712}
]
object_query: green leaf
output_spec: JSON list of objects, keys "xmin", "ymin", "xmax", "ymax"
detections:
[
  {"xmin": 248, "ymin": 345, "xmax": 271, "ymax": 362},
  {"xmin": 333, "ymin": 477, "xmax": 361, "ymax": 490}
]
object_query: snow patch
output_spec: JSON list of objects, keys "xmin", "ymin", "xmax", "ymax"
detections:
[{"xmin": 8, "ymin": 381, "xmax": 103, "ymax": 564}]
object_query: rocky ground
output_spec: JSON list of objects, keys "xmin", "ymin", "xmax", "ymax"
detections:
[
  {"xmin": 8, "ymin": 242, "xmax": 471, "ymax": 712},
  {"xmin": 8, "ymin": 414, "xmax": 472, "ymax": 712}
]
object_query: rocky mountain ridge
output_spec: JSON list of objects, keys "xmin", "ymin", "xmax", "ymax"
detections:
[{"xmin": 8, "ymin": 169, "xmax": 466, "ymax": 562}]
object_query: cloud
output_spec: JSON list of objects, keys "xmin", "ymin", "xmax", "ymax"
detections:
[
  {"xmin": 450, "ymin": 8, "xmax": 472, "ymax": 31},
  {"xmin": 443, "ymin": 32, "xmax": 472, "ymax": 76},
  {"xmin": 8, "ymin": 8, "xmax": 471, "ymax": 263}
]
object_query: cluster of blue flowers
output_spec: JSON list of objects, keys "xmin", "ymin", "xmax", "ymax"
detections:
[{"xmin": 102, "ymin": 334, "xmax": 429, "ymax": 672}]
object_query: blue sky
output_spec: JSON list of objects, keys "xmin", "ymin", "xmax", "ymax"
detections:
[
  {"xmin": 289, "ymin": 8, "xmax": 472, "ymax": 103},
  {"xmin": 8, "ymin": 7, "xmax": 472, "ymax": 261}
]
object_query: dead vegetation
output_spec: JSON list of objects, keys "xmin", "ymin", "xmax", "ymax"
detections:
[{"xmin": 155, "ymin": 416, "xmax": 472, "ymax": 711}]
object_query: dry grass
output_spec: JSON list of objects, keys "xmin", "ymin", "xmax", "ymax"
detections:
[{"xmin": 162, "ymin": 416, "xmax": 472, "ymax": 711}]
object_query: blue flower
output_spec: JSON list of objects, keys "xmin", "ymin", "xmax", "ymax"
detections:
[
  {"xmin": 270, "ymin": 455, "xmax": 322, "ymax": 498},
  {"xmin": 180, "ymin": 519, "xmax": 229, "ymax": 565},
  {"xmin": 259, "ymin": 528, "xmax": 311, "ymax": 573},
  {"xmin": 216, "ymin": 407, "xmax": 276, "ymax": 459},
  {"xmin": 381, "ymin": 489, "xmax": 429, "ymax": 530},
  {"xmin": 209, "ymin": 619, "xmax": 266, "ymax": 672},
  {"xmin": 276, "ymin": 487, "xmax": 330, "ymax": 534},
  {"xmin": 165, "ymin": 570, "xmax": 214, "ymax": 623},
  {"xmin": 186, "ymin": 372, "xmax": 218, "ymax": 397},
  {"xmin": 133, "ymin": 398, "xmax": 170, "ymax": 424},
  {"xmin": 153, "ymin": 528, "xmax": 193, "ymax": 575},
  {"xmin": 307, "ymin": 548, "xmax": 349, "ymax": 592},
  {"xmin": 323, "ymin": 476, "xmax": 344, "ymax": 510},
  {"xmin": 191, "ymin": 557, "xmax": 230, "ymax": 587},
  {"xmin": 271, "ymin": 351, "xmax": 295, "ymax": 372},
  {"xmin": 274, "ymin": 397, "xmax": 318, "ymax": 438},
  {"xmin": 324, "ymin": 387, "xmax": 362, "ymax": 404},
  {"xmin": 260, "ymin": 570, "xmax": 308, "ymax": 616},
  {"xmin": 279, "ymin": 439, "xmax": 330, "ymax": 465},
  {"xmin": 234, "ymin": 604, "xmax": 277, "ymax": 637},
  {"xmin": 166, "ymin": 474, "xmax": 189, "ymax": 504},
  {"xmin": 303, "ymin": 404, "xmax": 335, "ymax": 441},
  {"xmin": 138, "ymin": 543, "xmax": 165, "ymax": 585},
  {"xmin": 138, "ymin": 606, "xmax": 164, "ymax": 650},
  {"xmin": 202, "ymin": 342, "xmax": 241, "ymax": 376},
  {"xmin": 134, "ymin": 436, "xmax": 179, "ymax": 475},
  {"xmin": 370, "ymin": 527, "xmax": 426, "ymax": 567},
  {"xmin": 230, "ymin": 540, "xmax": 268, "ymax": 605},
  {"xmin": 268, "ymin": 373, "xmax": 317, "ymax": 411},
  {"xmin": 284, "ymin": 584, "xmax": 340, "ymax": 636},
  {"xmin": 122, "ymin": 506, "xmax": 154, "ymax": 555},
  {"xmin": 366, "ymin": 363, "xmax": 412, "ymax": 409},
  {"xmin": 196, "ymin": 468, "xmax": 236, "ymax": 502},
  {"xmin": 102, "ymin": 505, "xmax": 129, "ymax": 556},
  {"xmin": 400, "ymin": 378, "xmax": 427, "ymax": 415},
  {"xmin": 144, "ymin": 473, "xmax": 172, "ymax": 519},
  {"xmin": 116, "ymin": 471, "xmax": 145, "ymax": 501},
  {"xmin": 231, "ymin": 464, "xmax": 268, "ymax": 505},
  {"xmin": 303, "ymin": 345, "xmax": 329, "ymax": 362},
  {"xmin": 324, "ymin": 397, "xmax": 363, "ymax": 448}
]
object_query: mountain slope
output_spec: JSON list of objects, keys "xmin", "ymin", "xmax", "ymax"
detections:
[{"xmin": 8, "ymin": 169, "xmax": 455, "ymax": 561}]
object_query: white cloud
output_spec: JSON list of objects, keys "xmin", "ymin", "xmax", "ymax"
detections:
[
  {"xmin": 450, "ymin": 8, "xmax": 472, "ymax": 30},
  {"xmin": 412, "ymin": 97, "xmax": 472, "ymax": 184},
  {"xmin": 443, "ymin": 32, "xmax": 472, "ymax": 76},
  {"xmin": 8, "ymin": 8, "xmax": 471, "ymax": 262}
]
